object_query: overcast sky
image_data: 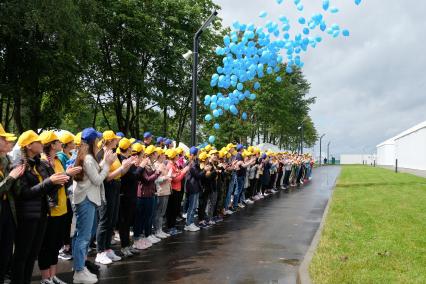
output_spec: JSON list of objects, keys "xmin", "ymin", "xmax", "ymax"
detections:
[{"xmin": 213, "ymin": 0, "xmax": 426, "ymax": 158}]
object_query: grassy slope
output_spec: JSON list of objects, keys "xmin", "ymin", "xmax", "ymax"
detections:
[{"xmin": 310, "ymin": 165, "xmax": 426, "ymax": 284}]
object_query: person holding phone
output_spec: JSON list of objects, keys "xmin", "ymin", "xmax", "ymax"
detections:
[{"xmin": 11, "ymin": 130, "xmax": 69, "ymax": 284}]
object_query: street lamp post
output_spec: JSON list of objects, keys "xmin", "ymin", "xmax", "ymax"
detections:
[
  {"xmin": 189, "ymin": 10, "xmax": 218, "ymax": 147},
  {"xmin": 327, "ymin": 141, "xmax": 330, "ymax": 164},
  {"xmin": 319, "ymin": 134, "xmax": 326, "ymax": 166},
  {"xmin": 298, "ymin": 117, "xmax": 307, "ymax": 154}
]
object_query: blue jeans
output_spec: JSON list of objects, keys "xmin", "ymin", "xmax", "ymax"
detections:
[
  {"xmin": 73, "ymin": 198, "xmax": 97, "ymax": 272},
  {"xmin": 224, "ymin": 172, "xmax": 237, "ymax": 210},
  {"xmin": 186, "ymin": 192, "xmax": 199, "ymax": 226},
  {"xmin": 233, "ymin": 176, "xmax": 245, "ymax": 209}
]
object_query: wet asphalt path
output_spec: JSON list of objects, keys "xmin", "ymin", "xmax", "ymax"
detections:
[{"xmin": 32, "ymin": 166, "xmax": 341, "ymax": 284}]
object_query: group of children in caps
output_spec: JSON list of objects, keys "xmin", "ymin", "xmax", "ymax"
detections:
[{"xmin": 0, "ymin": 124, "xmax": 314, "ymax": 284}]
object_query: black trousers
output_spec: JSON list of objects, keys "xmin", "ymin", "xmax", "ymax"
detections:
[
  {"xmin": 97, "ymin": 180, "xmax": 121, "ymax": 252},
  {"xmin": 198, "ymin": 190, "xmax": 209, "ymax": 222},
  {"xmin": 247, "ymin": 179, "xmax": 256, "ymax": 198},
  {"xmin": 277, "ymin": 171, "xmax": 283, "ymax": 188},
  {"xmin": 38, "ymin": 214, "xmax": 67, "ymax": 270},
  {"xmin": 0, "ymin": 200, "xmax": 16, "ymax": 282},
  {"xmin": 166, "ymin": 190, "xmax": 183, "ymax": 229},
  {"xmin": 284, "ymin": 170, "xmax": 291, "ymax": 187},
  {"xmin": 63, "ymin": 198, "xmax": 73, "ymax": 247},
  {"xmin": 12, "ymin": 216, "xmax": 47, "ymax": 284},
  {"xmin": 118, "ymin": 196, "xmax": 136, "ymax": 248}
]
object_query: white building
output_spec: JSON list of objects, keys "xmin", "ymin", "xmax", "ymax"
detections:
[
  {"xmin": 340, "ymin": 154, "xmax": 375, "ymax": 165},
  {"xmin": 376, "ymin": 137, "xmax": 396, "ymax": 166},
  {"xmin": 376, "ymin": 120, "xmax": 426, "ymax": 171}
]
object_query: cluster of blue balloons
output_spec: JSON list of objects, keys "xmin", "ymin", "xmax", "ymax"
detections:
[{"xmin": 204, "ymin": 0, "xmax": 362, "ymax": 143}]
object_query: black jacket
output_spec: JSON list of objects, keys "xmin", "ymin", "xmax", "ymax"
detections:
[
  {"xmin": 185, "ymin": 160, "xmax": 205, "ymax": 195},
  {"xmin": 15, "ymin": 156, "xmax": 61, "ymax": 219},
  {"xmin": 118, "ymin": 154, "xmax": 144, "ymax": 199}
]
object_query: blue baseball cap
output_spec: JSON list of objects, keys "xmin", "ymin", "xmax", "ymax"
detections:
[
  {"xmin": 236, "ymin": 144, "xmax": 244, "ymax": 151},
  {"xmin": 261, "ymin": 153, "xmax": 267, "ymax": 159},
  {"xmin": 116, "ymin": 132, "xmax": 125, "ymax": 138},
  {"xmin": 144, "ymin": 132, "xmax": 152, "ymax": 139},
  {"xmin": 81, "ymin": 128, "xmax": 102, "ymax": 143},
  {"xmin": 190, "ymin": 146, "xmax": 198, "ymax": 156},
  {"xmin": 156, "ymin": 137, "xmax": 164, "ymax": 144},
  {"xmin": 165, "ymin": 139, "xmax": 172, "ymax": 146}
]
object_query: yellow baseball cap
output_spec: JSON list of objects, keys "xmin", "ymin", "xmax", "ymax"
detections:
[
  {"xmin": 175, "ymin": 147, "xmax": 184, "ymax": 155},
  {"xmin": 39, "ymin": 131, "xmax": 59, "ymax": 145},
  {"xmin": 74, "ymin": 132, "xmax": 82, "ymax": 146},
  {"xmin": 59, "ymin": 132, "xmax": 75, "ymax": 144},
  {"xmin": 18, "ymin": 130, "xmax": 41, "ymax": 147},
  {"xmin": 204, "ymin": 144, "xmax": 212, "ymax": 152},
  {"xmin": 199, "ymin": 152, "xmax": 209, "ymax": 161},
  {"xmin": 209, "ymin": 149, "xmax": 218, "ymax": 155},
  {"xmin": 118, "ymin": 138, "xmax": 132, "ymax": 150},
  {"xmin": 165, "ymin": 149, "xmax": 177, "ymax": 159},
  {"xmin": 132, "ymin": 142, "xmax": 144, "ymax": 154},
  {"xmin": 6, "ymin": 136, "xmax": 17, "ymax": 142},
  {"xmin": 145, "ymin": 145, "xmax": 156, "ymax": 155},
  {"xmin": 0, "ymin": 123, "xmax": 15, "ymax": 138},
  {"xmin": 129, "ymin": 138, "xmax": 136, "ymax": 144},
  {"xmin": 103, "ymin": 130, "xmax": 120, "ymax": 141},
  {"xmin": 155, "ymin": 147, "xmax": 165, "ymax": 155},
  {"xmin": 247, "ymin": 146, "xmax": 254, "ymax": 153}
]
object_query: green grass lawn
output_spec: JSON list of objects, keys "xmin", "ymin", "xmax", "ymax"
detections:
[{"xmin": 310, "ymin": 165, "xmax": 426, "ymax": 284}]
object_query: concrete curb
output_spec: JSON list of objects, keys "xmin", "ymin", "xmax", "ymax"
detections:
[{"xmin": 296, "ymin": 178, "xmax": 338, "ymax": 284}]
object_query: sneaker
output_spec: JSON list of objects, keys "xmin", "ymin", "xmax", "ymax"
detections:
[
  {"xmin": 168, "ymin": 227, "xmax": 182, "ymax": 236},
  {"xmin": 252, "ymin": 195, "xmax": 259, "ymax": 201},
  {"xmin": 40, "ymin": 279, "xmax": 54, "ymax": 284},
  {"xmin": 215, "ymin": 216, "xmax": 224, "ymax": 222},
  {"xmin": 121, "ymin": 247, "xmax": 133, "ymax": 258},
  {"xmin": 161, "ymin": 230, "xmax": 171, "ymax": 237},
  {"xmin": 198, "ymin": 221, "xmax": 209, "ymax": 229},
  {"xmin": 155, "ymin": 231, "xmax": 166, "ymax": 239},
  {"xmin": 182, "ymin": 213, "xmax": 187, "ymax": 219},
  {"xmin": 85, "ymin": 260, "xmax": 100, "ymax": 274},
  {"xmin": 133, "ymin": 239, "xmax": 151, "ymax": 250},
  {"xmin": 238, "ymin": 203, "xmax": 245, "ymax": 208},
  {"xmin": 95, "ymin": 252, "xmax": 112, "ymax": 265},
  {"xmin": 73, "ymin": 268, "xmax": 98, "ymax": 284},
  {"xmin": 208, "ymin": 220, "xmax": 215, "ymax": 225},
  {"xmin": 50, "ymin": 276, "xmax": 67, "ymax": 284},
  {"xmin": 106, "ymin": 249, "xmax": 121, "ymax": 262},
  {"xmin": 225, "ymin": 209, "xmax": 234, "ymax": 215},
  {"xmin": 58, "ymin": 250, "xmax": 73, "ymax": 260},
  {"xmin": 176, "ymin": 217, "xmax": 183, "ymax": 222},
  {"xmin": 129, "ymin": 246, "xmax": 140, "ymax": 255},
  {"xmin": 147, "ymin": 235, "xmax": 161, "ymax": 244},
  {"xmin": 271, "ymin": 189, "xmax": 278, "ymax": 194},
  {"xmin": 189, "ymin": 223, "xmax": 200, "ymax": 232},
  {"xmin": 245, "ymin": 199, "xmax": 254, "ymax": 205}
]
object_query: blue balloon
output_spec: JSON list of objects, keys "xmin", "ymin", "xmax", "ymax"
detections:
[
  {"xmin": 276, "ymin": 76, "xmax": 282, "ymax": 82},
  {"xmin": 259, "ymin": 11, "xmax": 268, "ymax": 18},
  {"xmin": 355, "ymin": 0, "xmax": 362, "ymax": 5},
  {"xmin": 277, "ymin": 0, "xmax": 284, "ymax": 3},
  {"xmin": 330, "ymin": 7, "xmax": 339, "ymax": 13},
  {"xmin": 322, "ymin": 0, "xmax": 329, "ymax": 11},
  {"xmin": 210, "ymin": 103, "xmax": 217, "ymax": 110},
  {"xmin": 298, "ymin": 17, "xmax": 306, "ymax": 25},
  {"xmin": 214, "ymin": 123, "xmax": 220, "ymax": 130},
  {"xmin": 237, "ymin": 82, "xmax": 244, "ymax": 91},
  {"xmin": 254, "ymin": 82, "xmax": 261, "ymax": 90},
  {"xmin": 208, "ymin": 136, "xmax": 216, "ymax": 144},
  {"xmin": 249, "ymin": 93, "xmax": 257, "ymax": 100},
  {"xmin": 342, "ymin": 29, "xmax": 350, "ymax": 37},
  {"xmin": 230, "ymin": 105, "xmax": 238, "ymax": 115},
  {"xmin": 242, "ymin": 112, "xmax": 248, "ymax": 120},
  {"xmin": 213, "ymin": 109, "xmax": 220, "ymax": 117},
  {"xmin": 204, "ymin": 114, "xmax": 212, "ymax": 122}
]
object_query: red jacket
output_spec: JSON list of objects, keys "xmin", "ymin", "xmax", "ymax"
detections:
[{"xmin": 170, "ymin": 162, "xmax": 186, "ymax": 191}]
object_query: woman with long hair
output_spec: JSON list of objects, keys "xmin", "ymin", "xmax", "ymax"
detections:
[
  {"xmin": 72, "ymin": 128, "xmax": 116, "ymax": 284},
  {"xmin": 95, "ymin": 131, "xmax": 133, "ymax": 265},
  {"xmin": 0, "ymin": 124, "xmax": 24, "ymax": 283},
  {"xmin": 12, "ymin": 130, "xmax": 69, "ymax": 284},
  {"xmin": 37, "ymin": 131, "xmax": 82, "ymax": 284}
]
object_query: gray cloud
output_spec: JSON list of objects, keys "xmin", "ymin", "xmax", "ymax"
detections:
[{"xmin": 213, "ymin": 0, "xmax": 426, "ymax": 157}]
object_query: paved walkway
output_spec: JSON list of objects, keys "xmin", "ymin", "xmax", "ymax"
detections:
[
  {"xmin": 380, "ymin": 166, "xmax": 426, "ymax": 178},
  {"xmin": 32, "ymin": 166, "xmax": 341, "ymax": 284}
]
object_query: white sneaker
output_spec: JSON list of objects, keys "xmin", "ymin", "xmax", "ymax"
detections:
[
  {"xmin": 238, "ymin": 203, "xmax": 245, "ymax": 208},
  {"xmin": 121, "ymin": 247, "xmax": 133, "ymax": 257},
  {"xmin": 155, "ymin": 231, "xmax": 166, "ymax": 239},
  {"xmin": 225, "ymin": 209, "xmax": 234, "ymax": 215},
  {"xmin": 147, "ymin": 235, "xmax": 160, "ymax": 244},
  {"xmin": 83, "ymin": 267, "xmax": 97, "ymax": 279},
  {"xmin": 95, "ymin": 252, "xmax": 112, "ymax": 265},
  {"xmin": 106, "ymin": 249, "xmax": 121, "ymax": 262},
  {"xmin": 161, "ymin": 230, "xmax": 170, "ymax": 237},
  {"xmin": 189, "ymin": 223, "xmax": 200, "ymax": 232},
  {"xmin": 182, "ymin": 213, "xmax": 187, "ymax": 219},
  {"xmin": 73, "ymin": 268, "xmax": 98, "ymax": 284}
]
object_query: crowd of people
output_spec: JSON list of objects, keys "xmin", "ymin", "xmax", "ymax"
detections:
[{"xmin": 0, "ymin": 124, "xmax": 314, "ymax": 284}]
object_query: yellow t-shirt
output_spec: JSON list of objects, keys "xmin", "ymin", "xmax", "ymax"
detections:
[
  {"xmin": 50, "ymin": 158, "xmax": 67, "ymax": 217},
  {"xmin": 109, "ymin": 158, "xmax": 122, "ymax": 180}
]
